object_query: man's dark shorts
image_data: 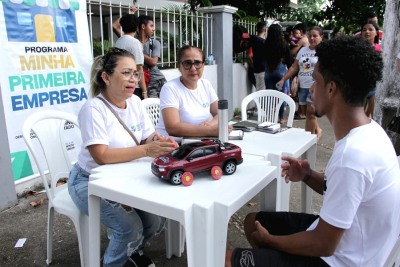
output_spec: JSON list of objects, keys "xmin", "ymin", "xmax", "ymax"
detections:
[{"xmin": 231, "ymin": 212, "xmax": 330, "ymax": 267}]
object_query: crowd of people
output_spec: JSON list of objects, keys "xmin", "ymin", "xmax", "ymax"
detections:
[
  {"xmin": 244, "ymin": 10, "xmax": 390, "ymax": 141},
  {"xmin": 65, "ymin": 6, "xmax": 400, "ymax": 267}
]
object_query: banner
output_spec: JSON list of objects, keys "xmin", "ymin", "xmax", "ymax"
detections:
[{"xmin": 0, "ymin": 0, "xmax": 92, "ymax": 181}]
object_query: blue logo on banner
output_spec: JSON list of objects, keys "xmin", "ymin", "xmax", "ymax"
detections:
[{"xmin": 2, "ymin": 0, "xmax": 78, "ymax": 42}]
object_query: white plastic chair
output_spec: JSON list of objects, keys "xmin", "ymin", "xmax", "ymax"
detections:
[
  {"xmin": 22, "ymin": 110, "xmax": 89, "ymax": 266},
  {"xmin": 241, "ymin": 89, "xmax": 296, "ymax": 127},
  {"xmin": 142, "ymin": 98, "xmax": 160, "ymax": 127}
]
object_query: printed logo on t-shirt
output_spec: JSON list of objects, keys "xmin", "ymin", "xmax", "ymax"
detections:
[
  {"xmin": 130, "ymin": 124, "xmax": 142, "ymax": 132},
  {"xmin": 299, "ymin": 54, "xmax": 317, "ymax": 77},
  {"xmin": 201, "ymin": 102, "xmax": 210, "ymax": 108}
]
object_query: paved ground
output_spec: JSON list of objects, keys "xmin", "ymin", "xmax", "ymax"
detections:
[{"xmin": 0, "ymin": 116, "xmax": 334, "ymax": 267}]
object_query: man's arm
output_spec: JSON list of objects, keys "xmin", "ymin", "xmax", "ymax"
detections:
[
  {"xmin": 253, "ymin": 217, "xmax": 345, "ymax": 257},
  {"xmin": 144, "ymin": 54, "xmax": 158, "ymax": 67},
  {"xmin": 144, "ymin": 39, "xmax": 162, "ymax": 67},
  {"xmin": 112, "ymin": 18, "xmax": 122, "ymax": 38}
]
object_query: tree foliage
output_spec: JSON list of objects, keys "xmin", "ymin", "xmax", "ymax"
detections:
[
  {"xmin": 187, "ymin": 0, "xmax": 386, "ymax": 33},
  {"xmin": 315, "ymin": 0, "xmax": 385, "ymax": 34},
  {"xmin": 278, "ymin": 0, "xmax": 326, "ymax": 28},
  {"xmin": 187, "ymin": 0, "xmax": 290, "ymax": 18}
]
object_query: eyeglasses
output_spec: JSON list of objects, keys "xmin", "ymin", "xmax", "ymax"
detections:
[
  {"xmin": 180, "ymin": 60, "xmax": 204, "ymax": 70},
  {"xmin": 120, "ymin": 70, "xmax": 142, "ymax": 81}
]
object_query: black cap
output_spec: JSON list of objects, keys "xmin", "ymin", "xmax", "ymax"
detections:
[{"xmin": 218, "ymin": 99, "xmax": 228, "ymax": 109}]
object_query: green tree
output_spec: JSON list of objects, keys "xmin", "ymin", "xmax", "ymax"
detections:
[
  {"xmin": 314, "ymin": 0, "xmax": 385, "ymax": 34},
  {"xmin": 187, "ymin": 0, "xmax": 290, "ymax": 18},
  {"xmin": 279, "ymin": 0, "xmax": 326, "ymax": 28},
  {"xmin": 187, "ymin": 0, "xmax": 386, "ymax": 33}
]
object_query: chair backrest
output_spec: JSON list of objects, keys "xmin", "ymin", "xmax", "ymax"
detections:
[
  {"xmin": 241, "ymin": 89, "xmax": 296, "ymax": 127},
  {"xmin": 142, "ymin": 98, "xmax": 161, "ymax": 127},
  {"xmin": 22, "ymin": 110, "xmax": 80, "ymax": 204}
]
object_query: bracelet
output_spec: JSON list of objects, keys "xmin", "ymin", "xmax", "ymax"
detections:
[
  {"xmin": 142, "ymin": 91, "xmax": 147, "ymax": 94},
  {"xmin": 302, "ymin": 167, "xmax": 312, "ymax": 183}
]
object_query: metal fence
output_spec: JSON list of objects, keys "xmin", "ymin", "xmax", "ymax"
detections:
[{"xmin": 87, "ymin": 1, "xmax": 213, "ymax": 68}]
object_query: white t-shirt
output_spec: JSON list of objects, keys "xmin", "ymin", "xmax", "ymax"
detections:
[
  {"xmin": 77, "ymin": 94, "xmax": 154, "ymax": 172},
  {"xmin": 115, "ymin": 35, "xmax": 144, "ymax": 65},
  {"xmin": 156, "ymin": 77, "xmax": 218, "ymax": 140},
  {"xmin": 296, "ymin": 46, "xmax": 318, "ymax": 89},
  {"xmin": 307, "ymin": 120, "xmax": 400, "ymax": 266}
]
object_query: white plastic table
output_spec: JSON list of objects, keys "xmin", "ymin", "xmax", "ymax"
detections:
[
  {"xmin": 88, "ymin": 154, "xmax": 276, "ymax": 267},
  {"xmin": 229, "ymin": 127, "xmax": 317, "ymax": 212}
]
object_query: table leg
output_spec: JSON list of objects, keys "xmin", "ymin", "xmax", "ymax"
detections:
[
  {"xmin": 88, "ymin": 194, "xmax": 101, "ymax": 267},
  {"xmin": 301, "ymin": 143, "xmax": 317, "ymax": 213},
  {"xmin": 262, "ymin": 153, "xmax": 292, "ymax": 212},
  {"xmin": 185, "ymin": 205, "xmax": 217, "ymax": 267},
  {"xmin": 165, "ymin": 219, "xmax": 185, "ymax": 259}
]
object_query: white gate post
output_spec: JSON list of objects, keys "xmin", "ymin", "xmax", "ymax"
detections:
[
  {"xmin": 199, "ymin": 5, "xmax": 238, "ymax": 118},
  {"xmin": 0, "ymin": 94, "xmax": 17, "ymax": 210}
]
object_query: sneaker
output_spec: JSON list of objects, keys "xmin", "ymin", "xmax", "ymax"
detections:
[{"xmin": 124, "ymin": 250, "xmax": 155, "ymax": 267}]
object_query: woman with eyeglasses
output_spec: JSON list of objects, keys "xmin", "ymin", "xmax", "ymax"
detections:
[
  {"xmin": 68, "ymin": 47, "xmax": 177, "ymax": 267},
  {"xmin": 156, "ymin": 45, "xmax": 229, "ymax": 142}
]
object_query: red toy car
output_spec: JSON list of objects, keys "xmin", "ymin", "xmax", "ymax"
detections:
[{"xmin": 151, "ymin": 139, "xmax": 243, "ymax": 185}]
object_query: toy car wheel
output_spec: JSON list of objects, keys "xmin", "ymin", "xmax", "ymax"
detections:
[
  {"xmin": 223, "ymin": 160, "xmax": 236, "ymax": 175},
  {"xmin": 181, "ymin": 172, "xmax": 194, "ymax": 186},
  {"xmin": 170, "ymin": 170, "xmax": 183, "ymax": 185},
  {"xmin": 211, "ymin": 166, "xmax": 223, "ymax": 180}
]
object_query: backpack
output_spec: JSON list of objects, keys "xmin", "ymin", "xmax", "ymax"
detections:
[{"xmin": 233, "ymin": 24, "xmax": 251, "ymax": 53}]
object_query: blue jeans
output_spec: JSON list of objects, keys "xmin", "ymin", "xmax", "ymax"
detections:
[
  {"xmin": 264, "ymin": 63, "xmax": 290, "ymax": 120},
  {"xmin": 68, "ymin": 163, "xmax": 165, "ymax": 267},
  {"xmin": 298, "ymin": 87, "xmax": 310, "ymax": 105}
]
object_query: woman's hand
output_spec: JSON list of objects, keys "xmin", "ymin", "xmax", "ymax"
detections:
[
  {"xmin": 149, "ymin": 132, "xmax": 179, "ymax": 148},
  {"xmin": 276, "ymin": 79, "xmax": 284, "ymax": 90},
  {"xmin": 281, "ymin": 156, "xmax": 310, "ymax": 183},
  {"xmin": 158, "ymin": 135, "xmax": 179, "ymax": 148},
  {"xmin": 201, "ymin": 121, "xmax": 233, "ymax": 133},
  {"xmin": 144, "ymin": 141, "xmax": 176, "ymax": 158}
]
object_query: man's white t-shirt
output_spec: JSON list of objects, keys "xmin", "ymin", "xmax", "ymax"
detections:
[
  {"xmin": 296, "ymin": 46, "xmax": 318, "ymax": 89},
  {"xmin": 77, "ymin": 94, "xmax": 154, "ymax": 172},
  {"xmin": 156, "ymin": 77, "xmax": 218, "ymax": 140},
  {"xmin": 307, "ymin": 120, "xmax": 400, "ymax": 266}
]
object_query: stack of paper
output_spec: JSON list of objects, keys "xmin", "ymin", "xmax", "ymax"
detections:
[
  {"xmin": 231, "ymin": 120, "xmax": 258, "ymax": 132},
  {"xmin": 256, "ymin": 121, "xmax": 281, "ymax": 133}
]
